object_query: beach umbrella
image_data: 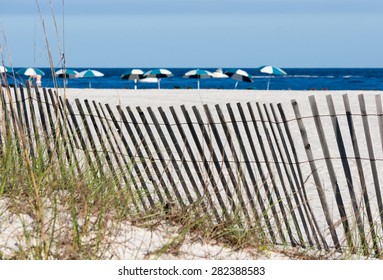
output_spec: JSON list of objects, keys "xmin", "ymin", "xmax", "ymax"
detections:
[
  {"xmin": 17, "ymin": 67, "xmax": 45, "ymax": 76},
  {"xmin": 0, "ymin": 66, "xmax": 10, "ymax": 73},
  {"xmin": 144, "ymin": 68, "xmax": 173, "ymax": 89},
  {"xmin": 139, "ymin": 77, "xmax": 158, "ymax": 83},
  {"xmin": 77, "ymin": 69, "xmax": 104, "ymax": 88},
  {"xmin": 224, "ymin": 69, "xmax": 253, "ymax": 89},
  {"xmin": 183, "ymin": 69, "xmax": 213, "ymax": 89},
  {"xmin": 258, "ymin": 65, "xmax": 287, "ymax": 90},
  {"xmin": 211, "ymin": 68, "xmax": 228, "ymax": 78},
  {"xmin": 121, "ymin": 69, "xmax": 144, "ymax": 90},
  {"xmin": 54, "ymin": 68, "xmax": 79, "ymax": 78}
]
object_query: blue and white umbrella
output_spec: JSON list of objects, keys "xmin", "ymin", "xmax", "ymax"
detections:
[
  {"xmin": 183, "ymin": 69, "xmax": 213, "ymax": 89},
  {"xmin": 224, "ymin": 69, "xmax": 253, "ymax": 89},
  {"xmin": 121, "ymin": 69, "xmax": 144, "ymax": 90},
  {"xmin": 17, "ymin": 67, "xmax": 45, "ymax": 76},
  {"xmin": 144, "ymin": 68, "xmax": 173, "ymax": 89},
  {"xmin": 0, "ymin": 66, "xmax": 11, "ymax": 73},
  {"xmin": 211, "ymin": 68, "xmax": 228, "ymax": 78},
  {"xmin": 54, "ymin": 68, "xmax": 79, "ymax": 78},
  {"xmin": 77, "ymin": 69, "xmax": 104, "ymax": 88},
  {"xmin": 259, "ymin": 65, "xmax": 287, "ymax": 90}
]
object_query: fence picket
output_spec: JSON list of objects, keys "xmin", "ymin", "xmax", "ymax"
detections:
[
  {"xmin": 264, "ymin": 103, "xmax": 306, "ymax": 247},
  {"xmin": 203, "ymin": 104, "xmax": 249, "ymax": 224},
  {"xmin": 276, "ymin": 103, "xmax": 325, "ymax": 249},
  {"xmin": 358, "ymin": 95, "xmax": 383, "ymax": 234},
  {"xmin": 180, "ymin": 105, "xmax": 230, "ymax": 221},
  {"xmin": 292, "ymin": 99, "xmax": 341, "ymax": 251},
  {"xmin": 343, "ymin": 94, "xmax": 379, "ymax": 255},
  {"xmin": 168, "ymin": 106, "xmax": 221, "ymax": 223},
  {"xmin": 326, "ymin": 95, "xmax": 367, "ymax": 254},
  {"xmin": 111, "ymin": 104, "xmax": 156, "ymax": 207}
]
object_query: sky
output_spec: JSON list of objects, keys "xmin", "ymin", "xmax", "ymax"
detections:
[{"xmin": 0, "ymin": 0, "xmax": 383, "ymax": 68}]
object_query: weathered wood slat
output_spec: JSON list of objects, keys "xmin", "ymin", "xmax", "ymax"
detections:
[
  {"xmin": 147, "ymin": 107, "xmax": 194, "ymax": 205},
  {"xmin": 265, "ymin": 103, "xmax": 306, "ymax": 247},
  {"xmin": 110, "ymin": 104, "xmax": 156, "ymax": 207},
  {"xmin": 256, "ymin": 102, "xmax": 295, "ymax": 245},
  {"xmin": 309, "ymin": 95, "xmax": 353, "ymax": 251},
  {"xmin": 276, "ymin": 103, "xmax": 325, "ymax": 249},
  {"xmin": 225, "ymin": 103, "xmax": 263, "ymax": 230},
  {"xmin": 326, "ymin": 95, "xmax": 367, "ymax": 254},
  {"xmin": 97, "ymin": 101, "xmax": 148, "ymax": 210},
  {"xmin": 358, "ymin": 95, "xmax": 383, "ymax": 234},
  {"xmin": 180, "ymin": 105, "xmax": 230, "ymax": 221},
  {"xmin": 204, "ymin": 104, "xmax": 249, "ymax": 224},
  {"xmin": 343, "ymin": 94, "xmax": 379, "ymax": 255},
  {"xmin": 247, "ymin": 102, "xmax": 286, "ymax": 244},
  {"xmin": 168, "ymin": 106, "xmax": 221, "ymax": 223},
  {"xmin": 137, "ymin": 106, "xmax": 186, "ymax": 209},
  {"xmin": 125, "ymin": 106, "xmax": 172, "ymax": 205},
  {"xmin": 292, "ymin": 99, "xmax": 341, "ymax": 251}
]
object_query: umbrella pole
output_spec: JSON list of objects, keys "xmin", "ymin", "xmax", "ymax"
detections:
[
  {"xmin": 158, "ymin": 78, "xmax": 161, "ymax": 89},
  {"xmin": 134, "ymin": 79, "xmax": 137, "ymax": 90},
  {"xmin": 235, "ymin": 81, "xmax": 238, "ymax": 89},
  {"xmin": 197, "ymin": 79, "xmax": 200, "ymax": 90}
]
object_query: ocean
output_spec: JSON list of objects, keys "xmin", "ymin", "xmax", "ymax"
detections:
[{"xmin": 6, "ymin": 68, "xmax": 383, "ymax": 90}]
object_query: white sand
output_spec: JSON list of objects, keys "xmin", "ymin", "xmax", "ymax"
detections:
[
  {"xmin": 2, "ymin": 88, "xmax": 382, "ymax": 259},
  {"xmin": 57, "ymin": 88, "xmax": 383, "ymax": 109}
]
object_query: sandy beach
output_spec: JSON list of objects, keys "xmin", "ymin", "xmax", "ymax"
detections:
[
  {"xmin": 2, "ymin": 88, "xmax": 383, "ymax": 259},
  {"xmin": 58, "ymin": 88, "xmax": 383, "ymax": 250},
  {"xmin": 57, "ymin": 88, "xmax": 383, "ymax": 108}
]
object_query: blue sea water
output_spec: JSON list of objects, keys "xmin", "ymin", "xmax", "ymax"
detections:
[{"xmin": 6, "ymin": 68, "xmax": 383, "ymax": 90}]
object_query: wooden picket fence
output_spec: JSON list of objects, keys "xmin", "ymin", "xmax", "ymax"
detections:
[{"xmin": 1, "ymin": 85, "xmax": 383, "ymax": 256}]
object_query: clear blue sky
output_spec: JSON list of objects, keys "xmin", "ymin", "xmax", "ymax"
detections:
[{"xmin": 1, "ymin": 0, "xmax": 382, "ymax": 68}]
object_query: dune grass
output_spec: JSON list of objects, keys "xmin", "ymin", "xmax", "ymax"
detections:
[{"xmin": 0, "ymin": 122, "xmax": 274, "ymax": 259}]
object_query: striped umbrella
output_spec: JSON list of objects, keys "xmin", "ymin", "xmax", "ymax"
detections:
[
  {"xmin": 224, "ymin": 69, "xmax": 253, "ymax": 89},
  {"xmin": 183, "ymin": 69, "xmax": 213, "ymax": 89},
  {"xmin": 211, "ymin": 68, "xmax": 228, "ymax": 78},
  {"xmin": 0, "ymin": 66, "xmax": 11, "ymax": 73},
  {"xmin": 259, "ymin": 65, "xmax": 287, "ymax": 90},
  {"xmin": 144, "ymin": 68, "xmax": 173, "ymax": 89},
  {"xmin": 77, "ymin": 69, "xmax": 104, "ymax": 88},
  {"xmin": 54, "ymin": 68, "xmax": 79, "ymax": 78},
  {"xmin": 17, "ymin": 67, "xmax": 45, "ymax": 76},
  {"xmin": 121, "ymin": 69, "xmax": 144, "ymax": 90}
]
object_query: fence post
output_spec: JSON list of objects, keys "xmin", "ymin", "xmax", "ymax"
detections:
[
  {"xmin": 204, "ymin": 104, "xmax": 250, "ymax": 225},
  {"xmin": 291, "ymin": 99, "xmax": 341, "ymax": 251},
  {"xmin": 137, "ymin": 106, "xmax": 186, "ymax": 209},
  {"xmin": 225, "ymin": 103, "xmax": 263, "ymax": 230},
  {"xmin": 326, "ymin": 95, "xmax": 367, "ymax": 254},
  {"xmin": 266, "ymin": 103, "xmax": 308, "ymax": 247},
  {"xmin": 343, "ymin": 94, "xmax": 379, "ymax": 255},
  {"xmin": 125, "ymin": 106, "xmax": 173, "ymax": 205},
  {"xmin": 256, "ymin": 102, "xmax": 296, "ymax": 245},
  {"xmin": 309, "ymin": 95, "xmax": 353, "ymax": 251},
  {"xmin": 147, "ymin": 107, "xmax": 194, "ymax": 205},
  {"xmin": 65, "ymin": 98, "xmax": 97, "ymax": 176},
  {"xmin": 49, "ymin": 91, "xmax": 82, "ymax": 175},
  {"xmin": 247, "ymin": 102, "xmax": 287, "ymax": 244},
  {"xmin": 112, "ymin": 105, "xmax": 157, "ymax": 207},
  {"xmin": 235, "ymin": 103, "xmax": 276, "ymax": 243},
  {"xmin": 180, "ymin": 105, "xmax": 230, "ymax": 222},
  {"xmin": 376, "ymin": 95, "xmax": 383, "ymax": 154},
  {"xmin": 276, "ymin": 103, "xmax": 326, "ymax": 250},
  {"xmin": 168, "ymin": 106, "xmax": 221, "ymax": 223},
  {"xmin": 104, "ymin": 103, "xmax": 154, "ymax": 209},
  {"xmin": 358, "ymin": 94, "xmax": 383, "ymax": 234}
]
